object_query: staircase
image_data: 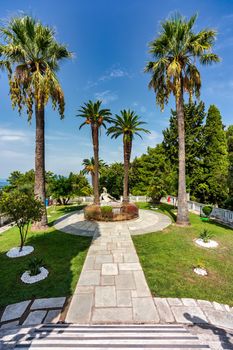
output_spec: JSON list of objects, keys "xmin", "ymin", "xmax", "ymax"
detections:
[{"xmin": 13, "ymin": 324, "xmax": 210, "ymax": 349}]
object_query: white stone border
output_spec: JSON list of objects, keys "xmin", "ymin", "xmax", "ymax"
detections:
[
  {"xmin": 6, "ymin": 246, "xmax": 34, "ymax": 258},
  {"xmin": 195, "ymin": 238, "xmax": 218, "ymax": 248},
  {"xmin": 21, "ymin": 267, "xmax": 49, "ymax": 284},
  {"xmin": 194, "ymin": 267, "xmax": 208, "ymax": 276}
]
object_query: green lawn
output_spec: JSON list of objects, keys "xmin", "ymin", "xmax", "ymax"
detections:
[
  {"xmin": 133, "ymin": 203, "xmax": 233, "ymax": 306},
  {"xmin": 0, "ymin": 204, "xmax": 91, "ymax": 309}
]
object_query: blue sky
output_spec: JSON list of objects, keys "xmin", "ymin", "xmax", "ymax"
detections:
[{"xmin": 0, "ymin": 0, "xmax": 233, "ymax": 178}]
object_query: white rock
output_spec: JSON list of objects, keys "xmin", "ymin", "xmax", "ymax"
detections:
[
  {"xmin": 195, "ymin": 238, "xmax": 218, "ymax": 248},
  {"xmin": 6, "ymin": 246, "xmax": 34, "ymax": 258},
  {"xmin": 21, "ymin": 267, "xmax": 49, "ymax": 284},
  {"xmin": 194, "ymin": 267, "xmax": 208, "ymax": 276}
]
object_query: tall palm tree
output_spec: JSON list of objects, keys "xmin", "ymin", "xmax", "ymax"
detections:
[
  {"xmin": 144, "ymin": 14, "xmax": 219, "ymax": 225},
  {"xmin": 78, "ymin": 100, "xmax": 111, "ymax": 205},
  {"xmin": 82, "ymin": 157, "xmax": 106, "ymax": 189},
  {"xmin": 107, "ymin": 110, "xmax": 149, "ymax": 203},
  {"xmin": 0, "ymin": 16, "xmax": 72, "ymax": 229}
]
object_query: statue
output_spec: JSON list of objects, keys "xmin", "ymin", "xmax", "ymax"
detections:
[{"xmin": 100, "ymin": 187, "xmax": 117, "ymax": 203}]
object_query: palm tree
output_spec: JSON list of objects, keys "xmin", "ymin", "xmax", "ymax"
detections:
[
  {"xmin": 0, "ymin": 16, "xmax": 72, "ymax": 229},
  {"xmin": 78, "ymin": 100, "xmax": 111, "ymax": 204},
  {"xmin": 107, "ymin": 109, "xmax": 150, "ymax": 203},
  {"xmin": 144, "ymin": 14, "xmax": 219, "ymax": 226},
  {"xmin": 82, "ymin": 157, "xmax": 106, "ymax": 189}
]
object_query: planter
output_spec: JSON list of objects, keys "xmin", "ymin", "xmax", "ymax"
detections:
[
  {"xmin": 84, "ymin": 202, "xmax": 139, "ymax": 221},
  {"xmin": 21, "ymin": 267, "xmax": 49, "ymax": 284},
  {"xmin": 6, "ymin": 246, "xmax": 34, "ymax": 258},
  {"xmin": 195, "ymin": 238, "xmax": 218, "ymax": 248},
  {"xmin": 194, "ymin": 267, "xmax": 208, "ymax": 276}
]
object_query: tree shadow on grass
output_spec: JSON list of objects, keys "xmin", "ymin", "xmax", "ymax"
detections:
[
  {"xmin": 48, "ymin": 204, "xmax": 86, "ymax": 227},
  {"xmin": 157, "ymin": 203, "xmax": 177, "ymax": 222},
  {"xmin": 0, "ymin": 229, "xmax": 91, "ymax": 310}
]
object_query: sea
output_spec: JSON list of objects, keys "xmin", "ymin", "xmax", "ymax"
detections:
[{"xmin": 0, "ymin": 179, "xmax": 8, "ymax": 189}]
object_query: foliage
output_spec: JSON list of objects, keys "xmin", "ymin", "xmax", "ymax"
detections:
[
  {"xmin": 99, "ymin": 163, "xmax": 124, "ymax": 199},
  {"xmin": 202, "ymin": 205, "xmax": 213, "ymax": 217},
  {"xmin": 224, "ymin": 197, "xmax": 233, "ymax": 211},
  {"xmin": 122, "ymin": 202, "xmax": 138, "ymax": 216},
  {"xmin": 84, "ymin": 204, "xmax": 101, "ymax": 221},
  {"xmin": 0, "ymin": 15, "xmax": 72, "ymax": 119},
  {"xmin": 0, "ymin": 190, "xmax": 43, "ymax": 250},
  {"xmin": 201, "ymin": 105, "xmax": 229, "ymax": 205},
  {"xmin": 226, "ymin": 125, "xmax": 233, "ymax": 198},
  {"xmin": 78, "ymin": 100, "xmax": 112, "ymax": 205},
  {"xmin": 100, "ymin": 206, "xmax": 113, "ymax": 219},
  {"xmin": 147, "ymin": 177, "xmax": 166, "ymax": 203},
  {"xmin": 199, "ymin": 229, "xmax": 214, "ymax": 243},
  {"xmin": 27, "ymin": 257, "xmax": 43, "ymax": 276},
  {"xmin": 107, "ymin": 109, "xmax": 149, "ymax": 202},
  {"xmin": 145, "ymin": 13, "xmax": 219, "ymax": 110},
  {"xmin": 0, "ymin": 204, "xmax": 91, "ymax": 309}
]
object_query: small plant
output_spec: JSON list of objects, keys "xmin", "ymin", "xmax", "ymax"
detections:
[
  {"xmin": 195, "ymin": 259, "xmax": 206, "ymax": 270},
  {"xmin": 84, "ymin": 204, "xmax": 101, "ymax": 220},
  {"xmin": 27, "ymin": 257, "xmax": 43, "ymax": 276},
  {"xmin": 202, "ymin": 205, "xmax": 213, "ymax": 218},
  {"xmin": 199, "ymin": 229, "xmax": 214, "ymax": 243},
  {"xmin": 101, "ymin": 206, "xmax": 113, "ymax": 220}
]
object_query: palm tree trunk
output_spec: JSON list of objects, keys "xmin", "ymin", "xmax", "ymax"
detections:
[
  {"xmin": 123, "ymin": 139, "xmax": 131, "ymax": 203},
  {"xmin": 92, "ymin": 125, "xmax": 100, "ymax": 205},
  {"xmin": 176, "ymin": 90, "xmax": 190, "ymax": 226},
  {"xmin": 32, "ymin": 102, "xmax": 48, "ymax": 230}
]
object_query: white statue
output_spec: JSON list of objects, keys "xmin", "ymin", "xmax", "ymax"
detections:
[{"xmin": 100, "ymin": 187, "xmax": 117, "ymax": 203}]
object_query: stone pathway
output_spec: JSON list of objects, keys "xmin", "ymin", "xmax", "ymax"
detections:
[
  {"xmin": 0, "ymin": 297, "xmax": 66, "ymax": 329},
  {"xmin": 54, "ymin": 209, "xmax": 172, "ymax": 236},
  {"xmin": 66, "ymin": 221, "xmax": 159, "ymax": 323}
]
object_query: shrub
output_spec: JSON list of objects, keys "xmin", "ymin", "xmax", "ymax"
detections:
[
  {"xmin": 101, "ymin": 206, "xmax": 113, "ymax": 220},
  {"xmin": 0, "ymin": 190, "xmax": 43, "ymax": 251},
  {"xmin": 122, "ymin": 202, "xmax": 139, "ymax": 217},
  {"xmin": 199, "ymin": 229, "xmax": 214, "ymax": 243},
  {"xmin": 224, "ymin": 197, "xmax": 233, "ymax": 211},
  {"xmin": 84, "ymin": 204, "xmax": 101, "ymax": 220},
  {"xmin": 27, "ymin": 257, "xmax": 43, "ymax": 276},
  {"xmin": 202, "ymin": 205, "xmax": 213, "ymax": 217}
]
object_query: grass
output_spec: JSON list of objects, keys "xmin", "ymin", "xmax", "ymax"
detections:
[
  {"xmin": 133, "ymin": 203, "xmax": 233, "ymax": 306},
  {"xmin": 0, "ymin": 204, "xmax": 91, "ymax": 309}
]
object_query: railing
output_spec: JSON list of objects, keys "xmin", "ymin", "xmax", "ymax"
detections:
[{"xmin": 161, "ymin": 195, "xmax": 233, "ymax": 228}]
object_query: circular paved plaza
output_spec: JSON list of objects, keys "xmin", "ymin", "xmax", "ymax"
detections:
[{"xmin": 54, "ymin": 209, "xmax": 172, "ymax": 236}]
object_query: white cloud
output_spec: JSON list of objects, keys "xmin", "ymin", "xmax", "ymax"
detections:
[
  {"xmin": 0, "ymin": 127, "xmax": 32, "ymax": 143},
  {"xmin": 85, "ymin": 66, "xmax": 130, "ymax": 89},
  {"xmin": 94, "ymin": 90, "xmax": 118, "ymax": 105}
]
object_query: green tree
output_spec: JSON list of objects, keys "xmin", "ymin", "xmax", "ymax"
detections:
[
  {"xmin": 145, "ymin": 14, "xmax": 219, "ymax": 225},
  {"xmin": 49, "ymin": 175, "xmax": 73, "ymax": 205},
  {"xmin": 0, "ymin": 15, "xmax": 72, "ymax": 229},
  {"xmin": 226, "ymin": 125, "xmax": 233, "ymax": 197},
  {"xmin": 0, "ymin": 190, "xmax": 43, "ymax": 251},
  {"xmin": 82, "ymin": 157, "xmax": 106, "ymax": 189},
  {"xmin": 77, "ymin": 100, "xmax": 111, "ymax": 205},
  {"xmin": 68, "ymin": 172, "xmax": 92, "ymax": 196},
  {"xmin": 163, "ymin": 101, "xmax": 206, "ymax": 199},
  {"xmin": 130, "ymin": 144, "xmax": 174, "ymax": 197},
  {"xmin": 99, "ymin": 163, "xmax": 124, "ymax": 199},
  {"xmin": 107, "ymin": 110, "xmax": 149, "ymax": 202},
  {"xmin": 201, "ymin": 105, "xmax": 229, "ymax": 205}
]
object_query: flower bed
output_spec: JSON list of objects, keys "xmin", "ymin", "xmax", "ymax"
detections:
[{"xmin": 84, "ymin": 202, "xmax": 139, "ymax": 221}]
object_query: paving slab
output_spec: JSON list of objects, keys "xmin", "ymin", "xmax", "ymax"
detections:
[
  {"xmin": 1, "ymin": 300, "xmax": 30, "ymax": 322},
  {"xmin": 132, "ymin": 297, "xmax": 160, "ymax": 323},
  {"xmin": 44, "ymin": 310, "xmax": 61, "ymax": 323},
  {"xmin": 92, "ymin": 308, "xmax": 133, "ymax": 323},
  {"xmin": 31, "ymin": 297, "xmax": 66, "ymax": 310},
  {"xmin": 95, "ymin": 286, "xmax": 116, "ymax": 307},
  {"xmin": 102, "ymin": 263, "xmax": 118, "ymax": 275},
  {"xmin": 204, "ymin": 309, "xmax": 233, "ymax": 329},
  {"xmin": 23, "ymin": 310, "xmax": 47, "ymax": 325},
  {"xmin": 171, "ymin": 306, "xmax": 208, "ymax": 324},
  {"xmin": 0, "ymin": 320, "xmax": 19, "ymax": 329},
  {"xmin": 66, "ymin": 292, "xmax": 93, "ymax": 323},
  {"xmin": 154, "ymin": 297, "xmax": 175, "ymax": 322}
]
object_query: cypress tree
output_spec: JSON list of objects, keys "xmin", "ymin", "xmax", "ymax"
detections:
[
  {"xmin": 226, "ymin": 125, "xmax": 233, "ymax": 197},
  {"xmin": 202, "ymin": 105, "xmax": 229, "ymax": 205}
]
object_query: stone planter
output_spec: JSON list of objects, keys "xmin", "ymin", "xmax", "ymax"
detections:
[
  {"xmin": 84, "ymin": 202, "xmax": 139, "ymax": 222},
  {"xmin": 6, "ymin": 246, "xmax": 34, "ymax": 258},
  {"xmin": 21, "ymin": 267, "xmax": 49, "ymax": 284},
  {"xmin": 195, "ymin": 238, "xmax": 218, "ymax": 248}
]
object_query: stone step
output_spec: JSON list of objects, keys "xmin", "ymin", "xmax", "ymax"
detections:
[{"xmin": 13, "ymin": 324, "xmax": 210, "ymax": 349}]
